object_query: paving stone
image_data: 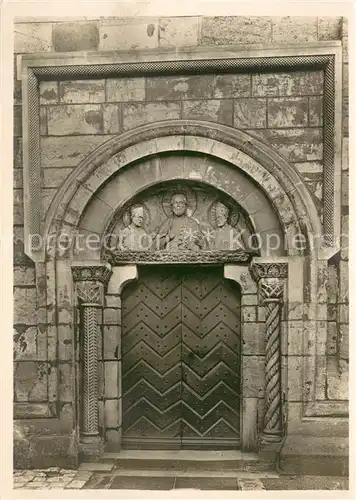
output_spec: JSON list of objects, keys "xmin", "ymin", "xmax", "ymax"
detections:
[
  {"xmin": 79, "ymin": 462, "xmax": 114, "ymax": 472},
  {"xmin": 262, "ymin": 475, "xmax": 348, "ymax": 490},
  {"xmin": 238, "ymin": 478, "xmax": 265, "ymax": 490},
  {"xmin": 158, "ymin": 17, "xmax": 200, "ymax": 47},
  {"xmin": 176, "ymin": 477, "xmax": 238, "ymax": 489},
  {"xmin": 65, "ymin": 480, "xmax": 88, "ymax": 489},
  {"xmin": 53, "ymin": 22, "xmax": 99, "ymax": 52},
  {"xmin": 110, "ymin": 475, "xmax": 175, "ymax": 489}
]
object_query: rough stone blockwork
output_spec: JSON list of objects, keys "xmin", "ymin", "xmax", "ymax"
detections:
[{"xmin": 13, "ymin": 15, "xmax": 347, "ymax": 472}]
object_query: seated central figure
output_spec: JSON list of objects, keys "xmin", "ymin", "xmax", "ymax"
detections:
[{"xmin": 158, "ymin": 193, "xmax": 206, "ymax": 251}]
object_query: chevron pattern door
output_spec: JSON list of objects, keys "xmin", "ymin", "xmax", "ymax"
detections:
[{"xmin": 121, "ymin": 266, "xmax": 241, "ymax": 450}]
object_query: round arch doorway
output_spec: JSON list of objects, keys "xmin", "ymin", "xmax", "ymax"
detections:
[{"xmin": 121, "ymin": 264, "xmax": 242, "ymax": 450}]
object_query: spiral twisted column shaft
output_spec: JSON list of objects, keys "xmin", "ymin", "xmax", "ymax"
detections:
[
  {"xmin": 250, "ymin": 261, "xmax": 287, "ymax": 445},
  {"xmin": 261, "ymin": 294, "xmax": 283, "ymax": 442}
]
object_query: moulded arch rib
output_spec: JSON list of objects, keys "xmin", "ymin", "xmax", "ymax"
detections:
[{"xmin": 40, "ymin": 120, "xmax": 322, "ymax": 261}]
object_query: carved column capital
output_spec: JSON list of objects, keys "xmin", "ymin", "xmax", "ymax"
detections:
[
  {"xmin": 250, "ymin": 261, "xmax": 288, "ymax": 303},
  {"xmin": 72, "ymin": 263, "xmax": 112, "ymax": 306},
  {"xmin": 250, "ymin": 262, "xmax": 288, "ymax": 281},
  {"xmin": 72, "ymin": 263, "xmax": 112, "ymax": 283}
]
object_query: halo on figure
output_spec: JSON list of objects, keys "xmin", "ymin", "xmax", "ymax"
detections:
[
  {"xmin": 122, "ymin": 203, "xmax": 150, "ymax": 228},
  {"xmin": 161, "ymin": 184, "xmax": 197, "ymax": 218},
  {"xmin": 208, "ymin": 200, "xmax": 241, "ymax": 229}
]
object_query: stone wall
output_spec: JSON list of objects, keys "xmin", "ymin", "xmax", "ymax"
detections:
[{"xmin": 13, "ymin": 15, "xmax": 348, "ymax": 468}]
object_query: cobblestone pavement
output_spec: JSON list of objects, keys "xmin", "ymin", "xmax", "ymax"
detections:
[
  {"xmin": 13, "ymin": 468, "xmax": 349, "ymax": 490},
  {"xmin": 13, "ymin": 468, "xmax": 93, "ymax": 490}
]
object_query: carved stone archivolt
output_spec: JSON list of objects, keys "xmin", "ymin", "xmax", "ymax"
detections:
[
  {"xmin": 72, "ymin": 263, "xmax": 112, "ymax": 441},
  {"xmin": 104, "ymin": 180, "xmax": 258, "ymax": 259},
  {"xmin": 251, "ymin": 262, "xmax": 288, "ymax": 444}
]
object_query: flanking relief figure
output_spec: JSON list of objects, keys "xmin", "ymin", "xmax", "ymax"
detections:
[
  {"xmin": 117, "ymin": 204, "xmax": 152, "ymax": 251},
  {"xmin": 209, "ymin": 201, "xmax": 246, "ymax": 251}
]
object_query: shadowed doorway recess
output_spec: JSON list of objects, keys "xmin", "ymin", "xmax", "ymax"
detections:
[{"xmin": 121, "ymin": 265, "xmax": 241, "ymax": 450}]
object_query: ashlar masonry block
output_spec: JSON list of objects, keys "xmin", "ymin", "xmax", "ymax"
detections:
[
  {"xmin": 47, "ymin": 104, "xmax": 104, "ymax": 135},
  {"xmin": 59, "ymin": 80, "xmax": 105, "ymax": 104},
  {"xmin": 252, "ymin": 71, "xmax": 324, "ymax": 97},
  {"xmin": 267, "ymin": 97, "xmax": 308, "ymax": 128}
]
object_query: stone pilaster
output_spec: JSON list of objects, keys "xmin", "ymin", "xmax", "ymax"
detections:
[
  {"xmin": 72, "ymin": 263, "xmax": 112, "ymax": 454},
  {"xmin": 251, "ymin": 262, "xmax": 288, "ymax": 445}
]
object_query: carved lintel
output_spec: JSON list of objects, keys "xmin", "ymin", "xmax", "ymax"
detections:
[
  {"xmin": 102, "ymin": 249, "xmax": 258, "ymax": 265},
  {"xmin": 250, "ymin": 262, "xmax": 288, "ymax": 281}
]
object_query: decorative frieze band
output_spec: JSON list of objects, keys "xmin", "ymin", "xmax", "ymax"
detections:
[{"xmin": 103, "ymin": 250, "xmax": 258, "ymax": 265}]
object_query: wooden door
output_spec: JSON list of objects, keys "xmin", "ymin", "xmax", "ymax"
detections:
[{"xmin": 121, "ymin": 266, "xmax": 241, "ymax": 449}]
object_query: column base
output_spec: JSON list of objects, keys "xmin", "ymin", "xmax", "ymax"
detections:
[
  {"xmin": 79, "ymin": 435, "xmax": 104, "ymax": 462},
  {"xmin": 258, "ymin": 437, "xmax": 284, "ymax": 463},
  {"xmin": 260, "ymin": 430, "xmax": 283, "ymax": 444}
]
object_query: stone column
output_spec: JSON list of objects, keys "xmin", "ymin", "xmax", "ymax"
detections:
[
  {"xmin": 251, "ymin": 262, "xmax": 288, "ymax": 444},
  {"xmin": 72, "ymin": 263, "xmax": 112, "ymax": 450}
]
